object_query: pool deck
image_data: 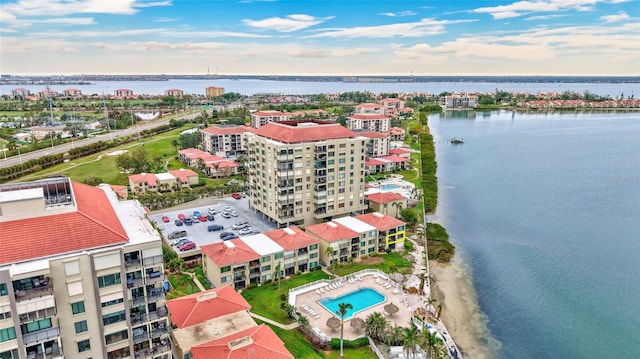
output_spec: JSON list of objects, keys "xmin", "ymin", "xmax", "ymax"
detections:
[{"xmin": 294, "ymin": 272, "xmax": 413, "ymax": 340}]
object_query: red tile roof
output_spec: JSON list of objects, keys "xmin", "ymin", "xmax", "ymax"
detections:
[
  {"xmin": 366, "ymin": 158, "xmax": 388, "ymax": 166},
  {"xmin": 380, "ymin": 98, "xmax": 403, "ymax": 103},
  {"xmin": 366, "ymin": 192, "xmax": 407, "ymax": 204},
  {"xmin": 381, "ymin": 155, "xmax": 409, "ymax": 163},
  {"xmin": 201, "ymin": 239, "xmax": 260, "ymax": 267},
  {"xmin": 253, "ymin": 122, "xmax": 358, "ymax": 143},
  {"xmin": 264, "ymin": 226, "xmax": 318, "ymax": 250},
  {"xmin": 305, "ymin": 221, "xmax": 359, "ymax": 242},
  {"xmin": 179, "ymin": 148, "xmax": 206, "ymax": 155},
  {"xmin": 0, "ymin": 181, "xmax": 128, "ymax": 265},
  {"xmin": 355, "ymin": 103, "xmax": 382, "ymax": 108},
  {"xmin": 168, "ymin": 169, "xmax": 198, "ymax": 183},
  {"xmin": 251, "ymin": 110, "xmax": 290, "ymax": 117},
  {"xmin": 128, "ymin": 173, "xmax": 158, "ymax": 186},
  {"xmin": 356, "ymin": 212, "xmax": 405, "ymax": 231},
  {"xmin": 166, "ymin": 285, "xmax": 251, "ymax": 329},
  {"xmin": 357, "ymin": 131, "xmax": 388, "ymax": 139},
  {"xmin": 207, "ymin": 161, "xmax": 238, "ymax": 168},
  {"xmin": 389, "ymin": 148, "xmax": 411, "ymax": 155},
  {"xmin": 202, "ymin": 125, "xmax": 253, "ymax": 135},
  {"xmin": 191, "ymin": 324, "xmax": 293, "ymax": 359},
  {"xmin": 348, "ymin": 114, "xmax": 389, "ymax": 120}
]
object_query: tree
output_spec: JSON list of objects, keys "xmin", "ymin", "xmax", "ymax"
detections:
[
  {"xmin": 275, "ymin": 262, "xmax": 282, "ymax": 290},
  {"xmin": 392, "ymin": 201, "xmax": 404, "ymax": 218},
  {"xmin": 419, "ymin": 329, "xmax": 444, "ymax": 359},
  {"xmin": 424, "ymin": 298, "xmax": 438, "ymax": 317},
  {"xmin": 402, "ymin": 324, "xmax": 420, "ymax": 358},
  {"xmin": 325, "ymin": 246, "xmax": 335, "ymax": 268},
  {"xmin": 400, "ymin": 208, "xmax": 418, "ymax": 228},
  {"xmin": 337, "ymin": 302, "xmax": 353, "ymax": 358},
  {"xmin": 178, "ymin": 132, "xmax": 200, "ymax": 149},
  {"xmin": 167, "ymin": 257, "xmax": 184, "ymax": 274},
  {"xmin": 297, "ymin": 314, "xmax": 309, "ymax": 328},
  {"xmin": 418, "ymin": 272, "xmax": 426, "ymax": 295},
  {"xmin": 116, "ymin": 147, "xmax": 162, "ymax": 174},
  {"xmin": 364, "ymin": 312, "xmax": 387, "ymax": 341}
]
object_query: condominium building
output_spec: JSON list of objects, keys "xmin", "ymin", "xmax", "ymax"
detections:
[
  {"xmin": 114, "ymin": 89, "xmax": 134, "ymax": 98},
  {"xmin": 164, "ymin": 89, "xmax": 184, "ymax": 98},
  {"xmin": 205, "ymin": 86, "xmax": 224, "ymax": 98},
  {"xmin": 200, "ymin": 227, "xmax": 319, "ymax": 290},
  {"xmin": 249, "ymin": 110, "xmax": 293, "ymax": 128},
  {"xmin": 200, "ymin": 125, "xmax": 252, "ymax": 157},
  {"xmin": 245, "ymin": 121, "xmax": 368, "ymax": 227},
  {"xmin": 440, "ymin": 94, "xmax": 479, "ymax": 108},
  {"xmin": 356, "ymin": 131, "xmax": 390, "ymax": 158},
  {"xmin": 0, "ymin": 177, "xmax": 170, "ymax": 359},
  {"xmin": 353, "ymin": 103, "xmax": 384, "ymax": 115},
  {"xmin": 166, "ymin": 286, "xmax": 292, "ymax": 359},
  {"xmin": 63, "ymin": 88, "xmax": 83, "ymax": 98},
  {"xmin": 346, "ymin": 114, "xmax": 391, "ymax": 132},
  {"xmin": 128, "ymin": 169, "xmax": 199, "ymax": 194}
]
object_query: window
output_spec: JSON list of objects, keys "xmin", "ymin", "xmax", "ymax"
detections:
[
  {"xmin": 221, "ymin": 266, "xmax": 231, "ymax": 273},
  {"xmin": 0, "ymin": 349, "xmax": 18, "ymax": 359},
  {"xmin": 0, "ymin": 327, "xmax": 16, "ymax": 343},
  {"xmin": 261, "ymin": 255, "xmax": 271, "ymax": 263},
  {"xmin": 107, "ymin": 347, "xmax": 130, "ymax": 359},
  {"xmin": 328, "ymin": 160, "xmax": 334, "ymax": 165},
  {"xmin": 261, "ymin": 265, "xmax": 271, "ymax": 272},
  {"xmin": 101, "ymin": 297, "xmax": 124, "ymax": 308},
  {"xmin": 77, "ymin": 339, "xmax": 91, "ymax": 352},
  {"xmin": 97, "ymin": 273, "xmax": 121, "ymax": 288},
  {"xmin": 104, "ymin": 330, "xmax": 128, "ymax": 345},
  {"xmin": 361, "ymin": 241, "xmax": 366, "ymax": 247},
  {"xmin": 310, "ymin": 253, "xmax": 318, "ymax": 259},
  {"xmin": 368, "ymin": 247, "xmax": 375, "ymax": 253},
  {"xmin": 22, "ymin": 318, "xmax": 51, "ymax": 334},
  {"xmin": 102, "ymin": 311, "xmax": 126, "ymax": 326},
  {"xmin": 339, "ymin": 158, "xmax": 345, "ymax": 163},
  {"xmin": 0, "ymin": 284, "xmax": 7, "ymax": 296},
  {"xmin": 71, "ymin": 301, "xmax": 85, "ymax": 314},
  {"xmin": 75, "ymin": 320, "xmax": 88, "ymax": 334},
  {"xmin": 221, "ymin": 276, "xmax": 231, "ymax": 283},
  {"xmin": 274, "ymin": 253, "xmax": 283, "ymax": 259},
  {"xmin": 0, "ymin": 311, "xmax": 10, "ymax": 320},
  {"xmin": 309, "ymin": 244, "xmax": 318, "ymax": 250}
]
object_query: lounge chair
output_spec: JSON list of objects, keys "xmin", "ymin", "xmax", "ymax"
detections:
[
  {"xmin": 384, "ymin": 283, "xmax": 392, "ymax": 288},
  {"xmin": 316, "ymin": 289, "xmax": 322, "ymax": 295}
]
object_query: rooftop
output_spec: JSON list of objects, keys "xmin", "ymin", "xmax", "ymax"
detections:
[
  {"xmin": 252, "ymin": 121, "xmax": 359, "ymax": 144},
  {"xmin": 305, "ymin": 221, "xmax": 359, "ymax": 242},
  {"xmin": 190, "ymin": 324, "xmax": 293, "ymax": 359},
  {"xmin": 356, "ymin": 212, "xmax": 406, "ymax": 231},
  {"xmin": 239, "ymin": 234, "xmax": 284, "ymax": 256},
  {"xmin": 264, "ymin": 226, "xmax": 319, "ymax": 250},
  {"xmin": 366, "ymin": 192, "xmax": 408, "ymax": 204},
  {"xmin": 202, "ymin": 125, "xmax": 253, "ymax": 135},
  {"xmin": 201, "ymin": 238, "xmax": 260, "ymax": 267}
]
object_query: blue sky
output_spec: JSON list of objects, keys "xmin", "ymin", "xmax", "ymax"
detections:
[{"xmin": 1, "ymin": 0, "xmax": 638, "ymax": 76}]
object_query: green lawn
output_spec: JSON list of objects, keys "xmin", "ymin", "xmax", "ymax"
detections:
[
  {"xmin": 165, "ymin": 272, "xmax": 201, "ymax": 300},
  {"xmin": 241, "ymin": 270, "xmax": 331, "ymax": 324},
  {"xmin": 331, "ymin": 252, "xmax": 414, "ymax": 277}
]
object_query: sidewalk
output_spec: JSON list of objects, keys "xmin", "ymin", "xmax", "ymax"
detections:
[{"xmin": 249, "ymin": 312, "xmax": 299, "ymax": 330}]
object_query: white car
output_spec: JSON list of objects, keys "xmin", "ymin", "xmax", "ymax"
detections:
[
  {"xmin": 223, "ymin": 206, "xmax": 232, "ymax": 212},
  {"xmin": 208, "ymin": 207, "xmax": 217, "ymax": 214},
  {"xmin": 238, "ymin": 228, "xmax": 253, "ymax": 235},
  {"xmin": 230, "ymin": 210, "xmax": 238, "ymax": 217}
]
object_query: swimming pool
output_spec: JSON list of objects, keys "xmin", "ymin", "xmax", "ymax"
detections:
[
  {"xmin": 319, "ymin": 288, "xmax": 385, "ymax": 320},
  {"xmin": 379, "ymin": 184, "xmax": 401, "ymax": 191}
]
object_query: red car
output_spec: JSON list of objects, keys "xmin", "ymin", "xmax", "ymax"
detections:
[
  {"xmin": 161, "ymin": 216, "xmax": 170, "ymax": 223},
  {"xmin": 232, "ymin": 193, "xmax": 242, "ymax": 200},
  {"xmin": 179, "ymin": 242, "xmax": 195, "ymax": 251},
  {"xmin": 177, "ymin": 213, "xmax": 185, "ymax": 220},
  {"xmin": 198, "ymin": 215, "xmax": 208, "ymax": 222}
]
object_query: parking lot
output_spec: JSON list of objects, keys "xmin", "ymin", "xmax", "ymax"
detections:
[{"xmin": 149, "ymin": 195, "xmax": 278, "ymax": 257}]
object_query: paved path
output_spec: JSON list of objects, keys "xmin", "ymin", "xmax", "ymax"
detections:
[{"xmin": 249, "ymin": 312, "xmax": 299, "ymax": 330}]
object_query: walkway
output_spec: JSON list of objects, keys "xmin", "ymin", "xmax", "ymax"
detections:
[{"xmin": 249, "ymin": 312, "xmax": 299, "ymax": 330}]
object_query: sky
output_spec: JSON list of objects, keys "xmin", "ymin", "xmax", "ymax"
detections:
[{"xmin": 1, "ymin": 0, "xmax": 639, "ymax": 76}]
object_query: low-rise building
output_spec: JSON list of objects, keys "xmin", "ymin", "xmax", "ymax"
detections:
[
  {"xmin": 440, "ymin": 94, "xmax": 479, "ymax": 108},
  {"xmin": 177, "ymin": 148, "xmax": 239, "ymax": 178},
  {"xmin": 389, "ymin": 127, "xmax": 406, "ymax": 141},
  {"xmin": 164, "ymin": 89, "xmax": 184, "ymax": 97},
  {"xmin": 356, "ymin": 212, "xmax": 406, "ymax": 250},
  {"xmin": 63, "ymin": 88, "xmax": 83, "ymax": 98},
  {"xmin": 365, "ymin": 155, "xmax": 409, "ymax": 174},
  {"xmin": 115, "ymin": 89, "xmax": 134, "ymax": 98},
  {"xmin": 200, "ymin": 125, "xmax": 252, "ymax": 157},
  {"xmin": 249, "ymin": 110, "xmax": 293, "ymax": 128},
  {"xmin": 11, "ymin": 88, "xmax": 29, "ymax": 98},
  {"xmin": 128, "ymin": 169, "xmax": 198, "ymax": 194},
  {"xmin": 365, "ymin": 192, "xmax": 408, "ymax": 218}
]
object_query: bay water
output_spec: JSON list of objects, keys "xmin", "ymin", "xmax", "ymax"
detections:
[{"xmin": 430, "ymin": 111, "xmax": 640, "ymax": 358}]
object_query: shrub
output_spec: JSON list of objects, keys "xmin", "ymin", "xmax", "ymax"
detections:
[
  {"xmin": 279, "ymin": 294, "xmax": 287, "ymax": 301},
  {"xmin": 329, "ymin": 337, "xmax": 369, "ymax": 349}
]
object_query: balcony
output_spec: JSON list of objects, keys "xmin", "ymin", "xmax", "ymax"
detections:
[
  {"xmin": 14, "ymin": 278, "xmax": 53, "ymax": 302},
  {"xmin": 133, "ymin": 330, "xmax": 150, "ymax": 344},
  {"xmin": 125, "ymin": 257, "xmax": 142, "ymax": 268},
  {"xmin": 150, "ymin": 326, "xmax": 169, "ymax": 339},
  {"xmin": 234, "ymin": 273, "xmax": 246, "ymax": 281},
  {"xmin": 148, "ymin": 306, "xmax": 168, "ymax": 321},
  {"xmin": 23, "ymin": 326, "xmax": 60, "ymax": 345},
  {"xmin": 351, "ymin": 238, "xmax": 359, "ymax": 245},
  {"xmin": 249, "ymin": 260, "xmax": 260, "ymax": 269},
  {"xmin": 145, "ymin": 271, "xmax": 163, "ymax": 284},
  {"xmin": 127, "ymin": 277, "xmax": 144, "ymax": 288},
  {"xmin": 19, "ymin": 307, "xmax": 57, "ymax": 324}
]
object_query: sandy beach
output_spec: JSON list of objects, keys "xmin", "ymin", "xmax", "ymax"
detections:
[{"xmin": 429, "ymin": 256, "xmax": 500, "ymax": 359}]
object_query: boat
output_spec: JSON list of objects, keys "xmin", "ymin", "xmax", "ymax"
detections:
[{"xmin": 450, "ymin": 137, "xmax": 464, "ymax": 144}]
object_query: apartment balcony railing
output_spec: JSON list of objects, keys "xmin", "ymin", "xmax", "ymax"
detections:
[
  {"xmin": 26, "ymin": 348, "xmax": 63, "ymax": 359},
  {"xmin": 15, "ymin": 284, "xmax": 54, "ymax": 302},
  {"xmin": 130, "ymin": 290, "xmax": 165, "ymax": 306},
  {"xmin": 127, "ymin": 277, "xmax": 144, "ymax": 288},
  {"xmin": 351, "ymin": 238, "xmax": 359, "ymax": 245},
  {"xmin": 234, "ymin": 273, "xmax": 246, "ymax": 281},
  {"xmin": 19, "ymin": 307, "xmax": 57, "ymax": 324},
  {"xmin": 151, "ymin": 327, "xmax": 169, "ymax": 339},
  {"xmin": 146, "ymin": 272, "xmax": 163, "ymax": 285},
  {"xmin": 133, "ymin": 331, "xmax": 150, "ymax": 344},
  {"xmin": 23, "ymin": 327, "xmax": 60, "ymax": 345},
  {"xmin": 125, "ymin": 258, "xmax": 142, "ymax": 268}
]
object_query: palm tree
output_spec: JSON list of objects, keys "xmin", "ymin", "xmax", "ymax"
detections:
[
  {"xmin": 436, "ymin": 303, "xmax": 442, "ymax": 319},
  {"xmin": 337, "ymin": 302, "xmax": 353, "ymax": 358},
  {"xmin": 325, "ymin": 246, "xmax": 335, "ymax": 268},
  {"xmin": 391, "ymin": 201, "xmax": 404, "ymax": 218},
  {"xmin": 419, "ymin": 272, "xmax": 426, "ymax": 295},
  {"xmin": 420, "ymin": 329, "xmax": 444, "ymax": 359},
  {"xmin": 275, "ymin": 261, "xmax": 282, "ymax": 290},
  {"xmin": 297, "ymin": 314, "xmax": 309, "ymax": 328},
  {"xmin": 388, "ymin": 264, "xmax": 398, "ymax": 283},
  {"xmin": 402, "ymin": 324, "xmax": 420, "ymax": 358},
  {"xmin": 364, "ymin": 312, "xmax": 387, "ymax": 342},
  {"xmin": 424, "ymin": 298, "xmax": 438, "ymax": 317}
]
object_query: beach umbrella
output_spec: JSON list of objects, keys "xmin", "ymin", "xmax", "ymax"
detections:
[
  {"xmin": 350, "ymin": 317, "xmax": 364, "ymax": 332},
  {"xmin": 384, "ymin": 302, "xmax": 399, "ymax": 316},
  {"xmin": 326, "ymin": 317, "xmax": 340, "ymax": 331}
]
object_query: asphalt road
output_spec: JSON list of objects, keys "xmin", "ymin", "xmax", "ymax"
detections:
[{"xmin": 0, "ymin": 111, "xmax": 202, "ymax": 169}]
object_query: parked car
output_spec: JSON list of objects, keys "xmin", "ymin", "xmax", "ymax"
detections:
[
  {"xmin": 232, "ymin": 193, "xmax": 242, "ymax": 200},
  {"xmin": 175, "ymin": 220, "xmax": 183, "ymax": 226},
  {"xmin": 238, "ymin": 228, "xmax": 253, "ymax": 235},
  {"xmin": 230, "ymin": 210, "xmax": 238, "ymax": 217},
  {"xmin": 179, "ymin": 242, "xmax": 196, "ymax": 251},
  {"xmin": 240, "ymin": 192, "xmax": 247, "ymax": 198},
  {"xmin": 232, "ymin": 222, "xmax": 248, "ymax": 230},
  {"xmin": 208, "ymin": 224, "xmax": 224, "ymax": 232},
  {"xmin": 198, "ymin": 215, "xmax": 208, "ymax": 222},
  {"xmin": 177, "ymin": 213, "xmax": 185, "ymax": 220},
  {"xmin": 173, "ymin": 238, "xmax": 190, "ymax": 246},
  {"xmin": 168, "ymin": 230, "xmax": 187, "ymax": 239},
  {"xmin": 225, "ymin": 179, "xmax": 239, "ymax": 186},
  {"xmin": 184, "ymin": 218, "xmax": 193, "ymax": 226},
  {"xmin": 219, "ymin": 231, "xmax": 234, "ymax": 239},
  {"xmin": 161, "ymin": 216, "xmax": 170, "ymax": 223},
  {"xmin": 208, "ymin": 207, "xmax": 217, "ymax": 215},
  {"xmin": 223, "ymin": 206, "xmax": 232, "ymax": 212},
  {"xmin": 191, "ymin": 216, "xmax": 199, "ymax": 223},
  {"xmin": 193, "ymin": 211, "xmax": 201, "ymax": 217},
  {"xmin": 207, "ymin": 214, "xmax": 215, "ymax": 221},
  {"xmin": 222, "ymin": 234, "xmax": 238, "ymax": 241},
  {"xmin": 221, "ymin": 212, "xmax": 232, "ymax": 219}
]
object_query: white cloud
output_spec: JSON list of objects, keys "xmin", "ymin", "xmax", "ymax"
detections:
[
  {"xmin": 242, "ymin": 14, "xmax": 334, "ymax": 32},
  {"xmin": 472, "ymin": 0, "xmax": 624, "ymax": 19},
  {"xmin": 379, "ymin": 11, "xmax": 417, "ymax": 17},
  {"xmin": 1, "ymin": 0, "xmax": 170, "ymax": 17},
  {"xmin": 305, "ymin": 18, "xmax": 475, "ymax": 39},
  {"xmin": 525, "ymin": 14, "xmax": 567, "ymax": 20},
  {"xmin": 40, "ymin": 17, "xmax": 96, "ymax": 25},
  {"xmin": 600, "ymin": 11, "xmax": 630, "ymax": 22},
  {"xmin": 154, "ymin": 16, "xmax": 180, "ymax": 22}
]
